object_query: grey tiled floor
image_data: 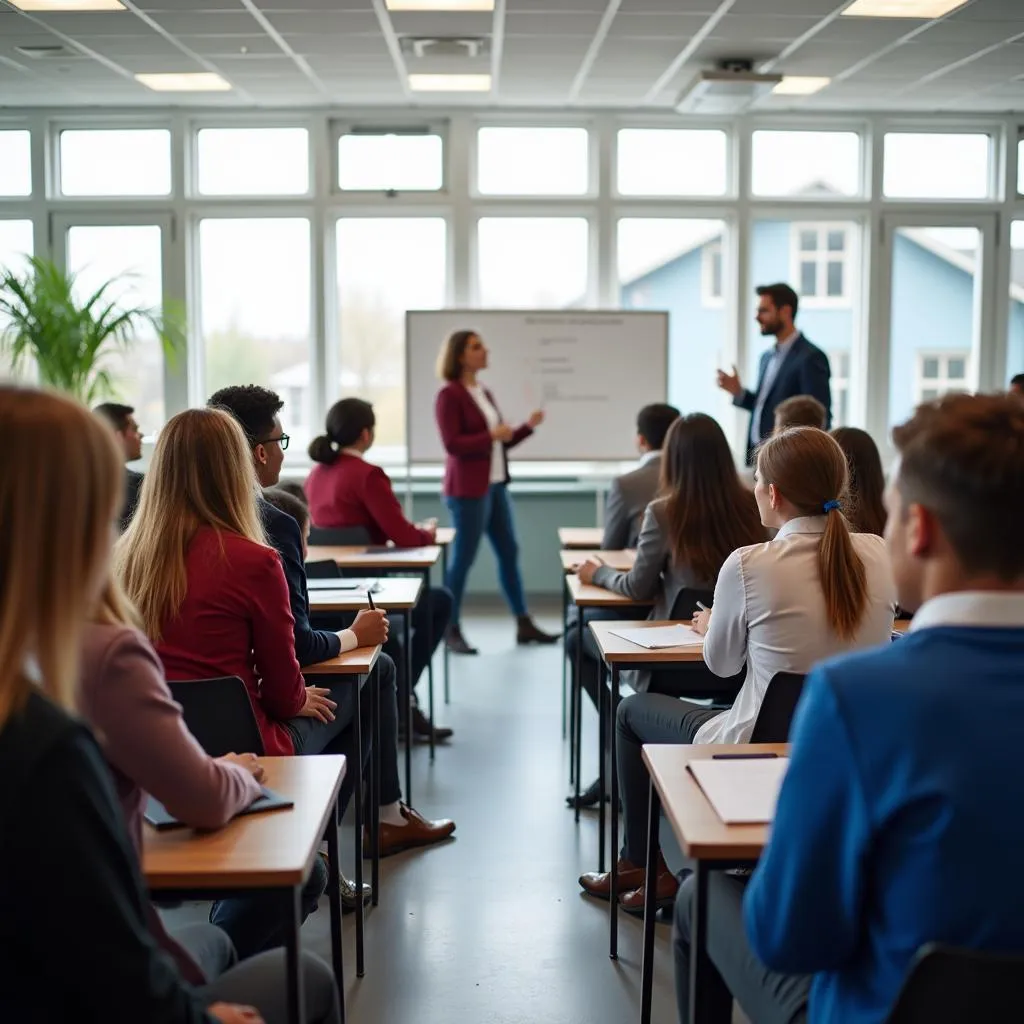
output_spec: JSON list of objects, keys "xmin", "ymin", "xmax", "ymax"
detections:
[{"xmin": 165, "ymin": 602, "xmax": 733, "ymax": 1024}]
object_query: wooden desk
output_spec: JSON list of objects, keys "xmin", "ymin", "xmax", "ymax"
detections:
[
  {"xmin": 301, "ymin": 645, "xmax": 380, "ymax": 677},
  {"xmin": 640, "ymin": 743, "xmax": 788, "ymax": 1024},
  {"xmin": 558, "ymin": 526, "xmax": 605, "ymax": 549},
  {"xmin": 559, "ymin": 549, "xmax": 636, "ymax": 574},
  {"xmin": 435, "ymin": 526, "xmax": 455, "ymax": 546},
  {"xmin": 307, "ymin": 577, "xmax": 423, "ymax": 612},
  {"xmin": 590, "ymin": 619, "xmax": 704, "ymax": 665},
  {"xmin": 144, "ymin": 755, "xmax": 347, "ymax": 1024},
  {"xmin": 565, "ymin": 572, "xmax": 654, "ymax": 609},
  {"xmin": 306, "ymin": 544, "xmax": 446, "ymax": 735}
]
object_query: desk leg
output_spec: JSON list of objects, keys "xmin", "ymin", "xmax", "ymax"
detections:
[
  {"xmin": 640, "ymin": 779, "xmax": 661, "ymax": 1024},
  {"xmin": 568, "ymin": 603, "xmax": 577, "ymax": 785},
  {"xmin": 441, "ymin": 548, "xmax": 450, "ymax": 705},
  {"xmin": 561, "ymin": 577, "xmax": 568, "ymax": 739},
  {"xmin": 423, "ymin": 569, "xmax": 435, "ymax": 763},
  {"xmin": 371, "ymin": 668, "xmax": 381, "ymax": 907},
  {"xmin": 325, "ymin": 800, "xmax": 345, "ymax": 1024},
  {"xmin": 573, "ymin": 609, "xmax": 584, "ymax": 824},
  {"xmin": 609, "ymin": 666, "xmax": 620, "ymax": 960},
  {"xmin": 353, "ymin": 675, "xmax": 365, "ymax": 978},
  {"xmin": 403, "ymin": 611, "xmax": 413, "ymax": 806},
  {"xmin": 285, "ymin": 884, "xmax": 306, "ymax": 1024},
  {"xmin": 689, "ymin": 864, "xmax": 732, "ymax": 1024},
  {"xmin": 597, "ymin": 658, "xmax": 606, "ymax": 874}
]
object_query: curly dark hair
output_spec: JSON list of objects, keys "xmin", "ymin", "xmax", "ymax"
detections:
[{"xmin": 207, "ymin": 385, "xmax": 284, "ymax": 444}]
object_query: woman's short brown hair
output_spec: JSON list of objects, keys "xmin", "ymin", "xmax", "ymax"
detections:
[{"xmin": 437, "ymin": 330, "xmax": 478, "ymax": 382}]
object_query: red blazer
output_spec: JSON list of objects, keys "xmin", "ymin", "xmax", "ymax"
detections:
[
  {"xmin": 434, "ymin": 381, "xmax": 533, "ymax": 499},
  {"xmin": 306, "ymin": 453, "xmax": 432, "ymax": 547},
  {"xmin": 155, "ymin": 527, "xmax": 307, "ymax": 756}
]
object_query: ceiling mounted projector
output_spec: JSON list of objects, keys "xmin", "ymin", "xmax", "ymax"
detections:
[{"xmin": 676, "ymin": 62, "xmax": 783, "ymax": 114}]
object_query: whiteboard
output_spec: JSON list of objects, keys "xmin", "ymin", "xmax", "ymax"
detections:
[{"xmin": 405, "ymin": 310, "xmax": 669, "ymax": 463}]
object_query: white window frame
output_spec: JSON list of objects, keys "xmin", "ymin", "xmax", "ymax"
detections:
[
  {"xmin": 827, "ymin": 348, "xmax": 851, "ymax": 427},
  {"xmin": 471, "ymin": 122, "xmax": 595, "ymax": 199},
  {"xmin": 790, "ymin": 222, "xmax": 852, "ymax": 308},
  {"xmin": 914, "ymin": 350, "xmax": 971, "ymax": 404},
  {"xmin": 701, "ymin": 240, "xmax": 724, "ymax": 308},
  {"xmin": 330, "ymin": 119, "xmax": 449, "ymax": 196}
]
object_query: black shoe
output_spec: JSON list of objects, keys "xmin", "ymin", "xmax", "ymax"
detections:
[
  {"xmin": 400, "ymin": 707, "xmax": 454, "ymax": 744},
  {"xmin": 565, "ymin": 777, "xmax": 609, "ymax": 810},
  {"xmin": 445, "ymin": 624, "xmax": 478, "ymax": 655},
  {"xmin": 517, "ymin": 616, "xmax": 561, "ymax": 645}
]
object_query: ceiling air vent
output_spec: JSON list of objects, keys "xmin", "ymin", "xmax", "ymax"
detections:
[
  {"xmin": 676, "ymin": 60, "xmax": 782, "ymax": 114},
  {"xmin": 15, "ymin": 44, "xmax": 83, "ymax": 60},
  {"xmin": 399, "ymin": 36, "xmax": 490, "ymax": 60}
]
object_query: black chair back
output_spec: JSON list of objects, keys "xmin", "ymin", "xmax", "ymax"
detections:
[
  {"xmin": 168, "ymin": 676, "xmax": 265, "ymax": 757},
  {"xmin": 886, "ymin": 943, "xmax": 1024, "ymax": 1023},
  {"xmin": 668, "ymin": 587, "xmax": 716, "ymax": 620},
  {"xmin": 305, "ymin": 559, "xmax": 342, "ymax": 580},
  {"xmin": 309, "ymin": 525, "xmax": 372, "ymax": 546},
  {"xmin": 749, "ymin": 671, "xmax": 806, "ymax": 743}
]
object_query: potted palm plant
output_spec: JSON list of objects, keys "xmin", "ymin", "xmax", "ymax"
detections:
[{"xmin": 0, "ymin": 255, "xmax": 182, "ymax": 404}]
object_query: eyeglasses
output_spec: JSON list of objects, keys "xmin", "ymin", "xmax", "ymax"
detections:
[{"xmin": 256, "ymin": 433, "xmax": 290, "ymax": 451}]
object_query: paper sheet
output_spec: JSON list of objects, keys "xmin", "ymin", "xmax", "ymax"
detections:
[
  {"xmin": 688, "ymin": 758, "xmax": 790, "ymax": 825},
  {"xmin": 608, "ymin": 624, "xmax": 704, "ymax": 649}
]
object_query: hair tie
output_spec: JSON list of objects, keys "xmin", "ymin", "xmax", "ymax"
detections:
[{"xmin": 823, "ymin": 499, "xmax": 840, "ymax": 513}]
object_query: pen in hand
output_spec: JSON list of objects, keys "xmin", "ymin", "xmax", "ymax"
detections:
[{"xmin": 366, "ymin": 590, "xmax": 376, "ymax": 611}]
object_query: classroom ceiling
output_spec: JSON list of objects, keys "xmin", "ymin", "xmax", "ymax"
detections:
[{"xmin": 0, "ymin": 0, "xmax": 1023, "ymax": 113}]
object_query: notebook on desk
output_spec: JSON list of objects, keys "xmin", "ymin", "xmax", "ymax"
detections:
[
  {"xmin": 144, "ymin": 787, "xmax": 294, "ymax": 831},
  {"xmin": 306, "ymin": 578, "xmax": 380, "ymax": 592},
  {"xmin": 688, "ymin": 758, "xmax": 789, "ymax": 825},
  {"xmin": 609, "ymin": 624, "xmax": 704, "ymax": 649}
]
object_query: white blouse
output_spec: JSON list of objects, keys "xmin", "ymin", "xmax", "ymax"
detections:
[
  {"xmin": 466, "ymin": 384, "xmax": 505, "ymax": 485},
  {"xmin": 695, "ymin": 516, "xmax": 897, "ymax": 745}
]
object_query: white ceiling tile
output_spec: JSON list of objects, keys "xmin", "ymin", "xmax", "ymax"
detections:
[
  {"xmin": 507, "ymin": 0, "xmax": 608, "ymax": 10},
  {"xmin": 606, "ymin": 13, "xmax": 717, "ymax": 38},
  {"xmin": 729, "ymin": 0, "xmax": 840, "ymax": 14},
  {"xmin": 386, "ymin": 11, "xmax": 494, "ymax": 34},
  {"xmin": 504, "ymin": 12, "xmax": 603, "ymax": 35},
  {"xmin": 263, "ymin": 11, "xmax": 380, "ymax": 33}
]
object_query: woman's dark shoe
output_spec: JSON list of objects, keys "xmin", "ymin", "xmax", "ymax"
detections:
[
  {"xmin": 445, "ymin": 624, "xmax": 478, "ymax": 655},
  {"xmin": 565, "ymin": 777, "xmax": 609, "ymax": 810},
  {"xmin": 516, "ymin": 616, "xmax": 560, "ymax": 645}
]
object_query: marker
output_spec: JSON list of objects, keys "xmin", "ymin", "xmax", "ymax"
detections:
[{"xmin": 712, "ymin": 753, "xmax": 779, "ymax": 760}]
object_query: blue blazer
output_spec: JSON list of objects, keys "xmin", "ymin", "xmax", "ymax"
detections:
[
  {"xmin": 738, "ymin": 334, "xmax": 832, "ymax": 457},
  {"xmin": 260, "ymin": 497, "xmax": 341, "ymax": 668}
]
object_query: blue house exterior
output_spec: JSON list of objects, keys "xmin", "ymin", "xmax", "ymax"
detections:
[{"xmin": 622, "ymin": 221, "xmax": 1024, "ymax": 428}]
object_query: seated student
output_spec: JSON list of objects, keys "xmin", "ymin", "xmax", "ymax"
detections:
[
  {"xmin": 274, "ymin": 479, "xmax": 308, "ymax": 505},
  {"xmin": 568, "ymin": 414, "xmax": 764, "ymax": 809},
  {"xmin": 0, "ymin": 383, "xmax": 339, "ymax": 1024},
  {"xmin": 1010, "ymin": 372, "xmax": 1024, "ymax": 397},
  {"xmin": 94, "ymin": 401, "xmax": 145, "ymax": 531},
  {"xmin": 773, "ymin": 393, "xmax": 827, "ymax": 432},
  {"xmin": 831, "ymin": 426, "xmax": 887, "ymax": 535},
  {"xmin": 580, "ymin": 426, "xmax": 896, "ymax": 914},
  {"xmin": 601, "ymin": 402, "xmax": 680, "ymax": 550},
  {"xmin": 115, "ymin": 407, "xmax": 455, "ymax": 860},
  {"xmin": 674, "ymin": 393, "xmax": 1024, "ymax": 1024},
  {"xmin": 305, "ymin": 397, "xmax": 454, "ymax": 742}
]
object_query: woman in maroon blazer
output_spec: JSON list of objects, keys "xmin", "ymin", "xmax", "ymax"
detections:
[{"xmin": 434, "ymin": 329, "xmax": 559, "ymax": 653}]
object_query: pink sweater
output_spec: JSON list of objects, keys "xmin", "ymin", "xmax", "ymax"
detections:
[{"xmin": 79, "ymin": 622, "xmax": 262, "ymax": 982}]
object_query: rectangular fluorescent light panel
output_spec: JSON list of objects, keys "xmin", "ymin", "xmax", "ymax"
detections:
[
  {"xmin": 9, "ymin": 0, "xmax": 126, "ymax": 9},
  {"xmin": 842, "ymin": 0, "xmax": 968, "ymax": 16},
  {"xmin": 386, "ymin": 1, "xmax": 495, "ymax": 9},
  {"xmin": 772, "ymin": 76, "xmax": 831, "ymax": 95},
  {"xmin": 408, "ymin": 73, "xmax": 491, "ymax": 92},
  {"xmin": 136, "ymin": 73, "xmax": 232, "ymax": 92}
]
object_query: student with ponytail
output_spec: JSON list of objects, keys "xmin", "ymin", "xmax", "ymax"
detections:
[{"xmin": 580, "ymin": 426, "xmax": 896, "ymax": 915}]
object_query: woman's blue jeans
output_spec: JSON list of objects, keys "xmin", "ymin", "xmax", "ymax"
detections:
[{"xmin": 444, "ymin": 483, "xmax": 528, "ymax": 623}]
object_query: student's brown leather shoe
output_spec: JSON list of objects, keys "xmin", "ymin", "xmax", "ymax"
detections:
[
  {"xmin": 516, "ymin": 616, "xmax": 560, "ymax": 645},
  {"xmin": 618, "ymin": 866, "xmax": 680, "ymax": 916},
  {"xmin": 364, "ymin": 804, "xmax": 456, "ymax": 858},
  {"xmin": 578, "ymin": 856, "xmax": 646, "ymax": 901}
]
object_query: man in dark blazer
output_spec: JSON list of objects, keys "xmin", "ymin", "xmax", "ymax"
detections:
[
  {"xmin": 717, "ymin": 283, "xmax": 832, "ymax": 463},
  {"xmin": 93, "ymin": 402, "xmax": 145, "ymax": 532}
]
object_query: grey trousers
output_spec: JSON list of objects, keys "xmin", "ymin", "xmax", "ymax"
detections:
[
  {"xmin": 672, "ymin": 873, "xmax": 810, "ymax": 1024},
  {"xmin": 175, "ymin": 922, "xmax": 341, "ymax": 1024}
]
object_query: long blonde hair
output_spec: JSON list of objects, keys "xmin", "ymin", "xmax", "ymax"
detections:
[
  {"xmin": 0, "ymin": 385, "xmax": 123, "ymax": 727},
  {"xmin": 114, "ymin": 407, "xmax": 266, "ymax": 642},
  {"xmin": 757, "ymin": 427, "xmax": 868, "ymax": 641}
]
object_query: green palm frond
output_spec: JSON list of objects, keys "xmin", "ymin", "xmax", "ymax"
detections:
[{"xmin": 0, "ymin": 255, "xmax": 184, "ymax": 402}]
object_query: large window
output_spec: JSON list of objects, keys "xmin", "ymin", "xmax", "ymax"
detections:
[
  {"xmin": 336, "ymin": 218, "xmax": 447, "ymax": 451},
  {"xmin": 476, "ymin": 127, "xmax": 589, "ymax": 195},
  {"xmin": 196, "ymin": 127, "xmax": 309, "ymax": 196},
  {"xmin": 883, "ymin": 133, "xmax": 991, "ymax": 200},
  {"xmin": 66, "ymin": 224, "xmax": 166, "ymax": 429},
  {"xmin": 616, "ymin": 129, "xmax": 727, "ymax": 196},
  {"xmin": 477, "ymin": 218, "xmax": 589, "ymax": 307},
  {"xmin": 888, "ymin": 225, "xmax": 980, "ymax": 430},
  {"xmin": 199, "ymin": 218, "xmax": 312, "ymax": 449},
  {"xmin": 618, "ymin": 218, "xmax": 728, "ymax": 417},
  {"xmin": 337, "ymin": 132, "xmax": 443, "ymax": 192},
  {"xmin": 0, "ymin": 131, "xmax": 31, "ymax": 196},
  {"xmin": 1008, "ymin": 220, "xmax": 1024, "ymax": 384},
  {"xmin": 0, "ymin": 220, "xmax": 34, "ymax": 378},
  {"xmin": 59, "ymin": 129, "xmax": 171, "ymax": 196},
  {"xmin": 751, "ymin": 130, "xmax": 861, "ymax": 198},
  {"xmin": 792, "ymin": 224, "xmax": 852, "ymax": 305},
  {"xmin": 828, "ymin": 349, "xmax": 851, "ymax": 427}
]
